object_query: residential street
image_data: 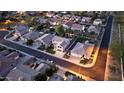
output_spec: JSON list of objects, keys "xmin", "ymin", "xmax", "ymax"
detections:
[{"xmin": 0, "ymin": 15, "xmax": 113, "ymax": 81}]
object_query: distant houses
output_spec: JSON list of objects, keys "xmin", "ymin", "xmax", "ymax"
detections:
[
  {"xmin": 71, "ymin": 23, "xmax": 85, "ymax": 31},
  {"xmin": 93, "ymin": 18, "xmax": 102, "ymax": 26},
  {"xmin": 62, "ymin": 21, "xmax": 73, "ymax": 29},
  {"xmin": 81, "ymin": 17, "xmax": 92, "ymax": 23},
  {"xmin": 87, "ymin": 25, "xmax": 100, "ymax": 34}
]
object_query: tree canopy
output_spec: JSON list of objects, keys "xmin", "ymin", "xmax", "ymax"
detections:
[
  {"xmin": 55, "ymin": 25, "xmax": 64, "ymax": 36},
  {"xmin": 34, "ymin": 73, "xmax": 47, "ymax": 81}
]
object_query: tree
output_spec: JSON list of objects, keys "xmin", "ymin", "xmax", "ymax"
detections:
[
  {"xmin": 16, "ymin": 36, "xmax": 20, "ymax": 41},
  {"xmin": 91, "ymin": 13, "xmax": 98, "ymax": 21},
  {"xmin": 36, "ymin": 25, "xmax": 43, "ymax": 31},
  {"xmin": 51, "ymin": 64, "xmax": 59, "ymax": 73},
  {"xmin": 78, "ymin": 11, "xmax": 87, "ymax": 16},
  {"xmin": 55, "ymin": 25, "xmax": 64, "ymax": 36},
  {"xmin": 26, "ymin": 39, "xmax": 33, "ymax": 46},
  {"xmin": 45, "ymin": 68, "xmax": 54, "ymax": 77},
  {"xmin": 34, "ymin": 73, "xmax": 47, "ymax": 81},
  {"xmin": 46, "ymin": 47, "xmax": 55, "ymax": 54},
  {"xmin": 80, "ymin": 59, "xmax": 88, "ymax": 64},
  {"xmin": 90, "ymin": 31, "xmax": 96, "ymax": 35}
]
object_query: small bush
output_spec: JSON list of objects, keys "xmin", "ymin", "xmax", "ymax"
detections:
[
  {"xmin": 26, "ymin": 39, "xmax": 33, "ymax": 46},
  {"xmin": 46, "ymin": 47, "xmax": 55, "ymax": 54},
  {"xmin": 80, "ymin": 59, "xmax": 88, "ymax": 64},
  {"xmin": 34, "ymin": 73, "xmax": 47, "ymax": 81}
]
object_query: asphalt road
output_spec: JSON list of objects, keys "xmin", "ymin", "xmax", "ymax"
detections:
[{"xmin": 0, "ymin": 15, "xmax": 113, "ymax": 80}]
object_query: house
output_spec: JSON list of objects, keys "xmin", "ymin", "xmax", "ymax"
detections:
[
  {"xmin": 46, "ymin": 12, "xmax": 55, "ymax": 17},
  {"xmin": 22, "ymin": 31, "xmax": 42, "ymax": 42},
  {"xmin": 36, "ymin": 34, "xmax": 54, "ymax": 48},
  {"xmin": 93, "ymin": 18, "xmax": 102, "ymax": 25},
  {"xmin": 62, "ymin": 14, "xmax": 71, "ymax": 20},
  {"xmin": 26, "ymin": 11, "xmax": 37, "ymax": 16},
  {"xmin": 6, "ymin": 52, "xmax": 20, "ymax": 60},
  {"xmin": 0, "ymin": 49, "xmax": 10, "ymax": 56},
  {"xmin": 71, "ymin": 42, "xmax": 84, "ymax": 58},
  {"xmin": 35, "ymin": 17, "xmax": 47, "ymax": 24},
  {"xmin": 35, "ymin": 63, "xmax": 45, "ymax": 71},
  {"xmin": 81, "ymin": 17, "xmax": 92, "ymax": 23},
  {"xmin": 14, "ymin": 24, "xmax": 29, "ymax": 37},
  {"xmin": 87, "ymin": 25, "xmax": 99, "ymax": 34},
  {"xmin": 71, "ymin": 24, "xmax": 84, "ymax": 31},
  {"xmin": 50, "ymin": 17, "xmax": 61, "ymax": 26},
  {"xmin": 62, "ymin": 21, "xmax": 73, "ymax": 29},
  {"xmin": 60, "ymin": 11, "xmax": 67, "ymax": 14},
  {"xmin": 52, "ymin": 36, "xmax": 70, "ymax": 52},
  {"xmin": 6, "ymin": 65, "xmax": 39, "ymax": 81},
  {"xmin": 0, "ymin": 54, "xmax": 18, "ymax": 77},
  {"xmin": 74, "ymin": 16, "xmax": 81, "ymax": 22},
  {"xmin": 71, "ymin": 42, "xmax": 95, "ymax": 59}
]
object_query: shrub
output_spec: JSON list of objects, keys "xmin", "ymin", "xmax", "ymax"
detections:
[
  {"xmin": 26, "ymin": 39, "xmax": 33, "ymax": 46},
  {"xmin": 80, "ymin": 59, "xmax": 88, "ymax": 64},
  {"xmin": 34, "ymin": 73, "xmax": 47, "ymax": 81},
  {"xmin": 45, "ymin": 68, "xmax": 54, "ymax": 77},
  {"xmin": 65, "ymin": 71, "xmax": 76, "ymax": 77},
  {"xmin": 63, "ymin": 54, "xmax": 70, "ymax": 59},
  {"xmin": 46, "ymin": 47, "xmax": 55, "ymax": 54}
]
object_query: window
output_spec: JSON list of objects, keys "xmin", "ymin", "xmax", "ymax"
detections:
[{"xmin": 58, "ymin": 46, "xmax": 62, "ymax": 48}]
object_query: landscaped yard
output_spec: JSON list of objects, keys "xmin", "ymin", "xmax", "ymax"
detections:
[
  {"xmin": 26, "ymin": 39, "xmax": 34, "ymax": 46},
  {"xmin": 80, "ymin": 58, "xmax": 88, "ymax": 65},
  {"xmin": 46, "ymin": 47, "xmax": 56, "ymax": 54},
  {"xmin": 34, "ymin": 64, "xmax": 58, "ymax": 81},
  {"xmin": 77, "ymin": 36, "xmax": 90, "ymax": 43}
]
